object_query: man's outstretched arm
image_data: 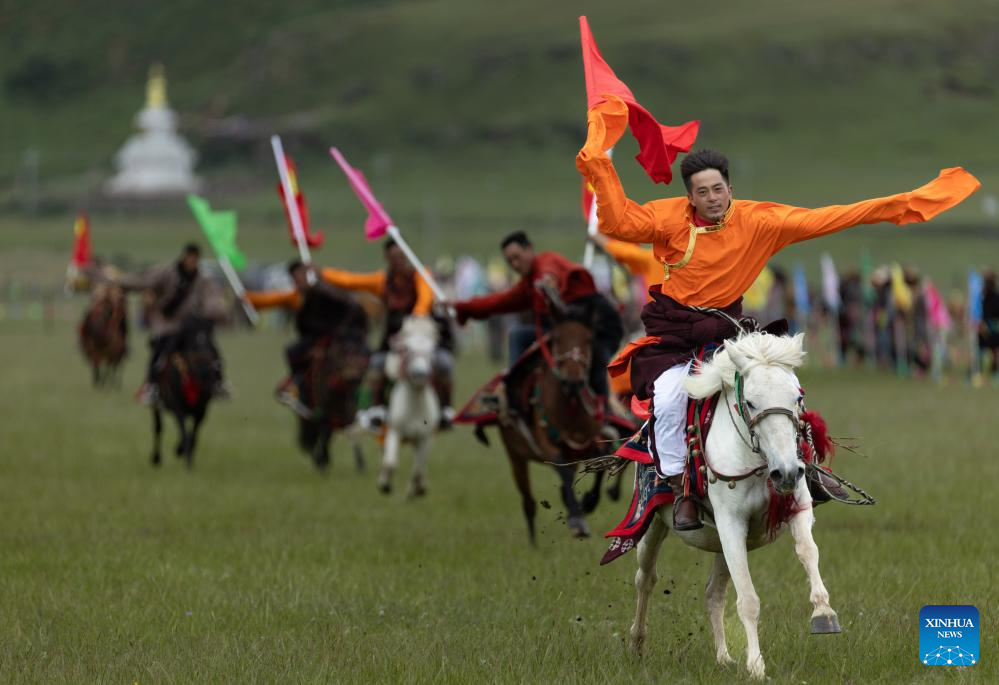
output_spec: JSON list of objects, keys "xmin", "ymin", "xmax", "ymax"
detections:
[{"xmin": 765, "ymin": 167, "xmax": 981, "ymax": 250}]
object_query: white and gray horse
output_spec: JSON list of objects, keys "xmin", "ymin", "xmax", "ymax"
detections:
[
  {"xmin": 630, "ymin": 332, "xmax": 839, "ymax": 680},
  {"xmin": 378, "ymin": 316, "xmax": 441, "ymax": 497}
]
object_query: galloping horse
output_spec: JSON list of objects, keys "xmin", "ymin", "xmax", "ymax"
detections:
[
  {"xmin": 151, "ymin": 321, "xmax": 217, "ymax": 469},
  {"xmin": 378, "ymin": 316, "xmax": 440, "ymax": 497},
  {"xmin": 296, "ymin": 335, "xmax": 370, "ymax": 472},
  {"xmin": 500, "ymin": 285, "xmax": 610, "ymax": 540},
  {"xmin": 628, "ymin": 332, "xmax": 839, "ymax": 680},
  {"xmin": 79, "ymin": 285, "xmax": 128, "ymax": 387}
]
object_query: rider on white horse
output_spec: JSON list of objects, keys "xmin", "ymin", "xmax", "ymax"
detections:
[{"xmin": 577, "ymin": 126, "xmax": 979, "ymax": 530}]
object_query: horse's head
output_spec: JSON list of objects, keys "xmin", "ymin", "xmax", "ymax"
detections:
[
  {"xmin": 686, "ymin": 332, "xmax": 807, "ymax": 494},
  {"xmin": 388, "ymin": 316, "xmax": 439, "ymax": 388},
  {"xmin": 538, "ymin": 281, "xmax": 593, "ymax": 397}
]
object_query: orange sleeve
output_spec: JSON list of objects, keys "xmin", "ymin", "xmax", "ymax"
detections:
[
  {"xmin": 762, "ymin": 167, "xmax": 980, "ymax": 251},
  {"xmin": 604, "ymin": 239, "xmax": 659, "ymax": 276},
  {"xmin": 412, "ymin": 272, "xmax": 434, "ymax": 316},
  {"xmin": 245, "ymin": 289, "xmax": 301, "ymax": 310},
  {"xmin": 575, "ymin": 98, "xmax": 688, "ymax": 245},
  {"xmin": 320, "ymin": 267, "xmax": 386, "ymax": 296}
]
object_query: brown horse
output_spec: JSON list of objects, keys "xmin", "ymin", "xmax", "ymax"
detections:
[
  {"xmin": 499, "ymin": 286, "xmax": 609, "ymax": 541},
  {"xmin": 79, "ymin": 286, "xmax": 128, "ymax": 387},
  {"xmin": 296, "ymin": 335, "xmax": 370, "ymax": 472},
  {"xmin": 151, "ymin": 322, "xmax": 216, "ymax": 469}
]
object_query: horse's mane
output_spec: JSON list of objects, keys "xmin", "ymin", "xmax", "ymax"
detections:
[{"xmin": 684, "ymin": 332, "xmax": 806, "ymax": 399}]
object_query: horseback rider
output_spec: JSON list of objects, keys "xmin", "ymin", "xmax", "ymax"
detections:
[
  {"xmin": 578, "ymin": 128, "xmax": 979, "ymax": 529},
  {"xmin": 449, "ymin": 230, "xmax": 624, "ymax": 415},
  {"xmin": 245, "ymin": 260, "xmax": 368, "ymax": 416},
  {"xmin": 115, "ymin": 243, "xmax": 229, "ymax": 405},
  {"xmin": 321, "ymin": 239, "xmax": 455, "ymax": 428}
]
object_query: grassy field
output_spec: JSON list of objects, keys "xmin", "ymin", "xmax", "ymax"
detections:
[{"xmin": 0, "ymin": 315, "xmax": 996, "ymax": 683}]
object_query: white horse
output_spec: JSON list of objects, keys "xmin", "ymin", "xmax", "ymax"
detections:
[
  {"xmin": 378, "ymin": 316, "xmax": 441, "ymax": 497},
  {"xmin": 630, "ymin": 332, "xmax": 839, "ymax": 680}
]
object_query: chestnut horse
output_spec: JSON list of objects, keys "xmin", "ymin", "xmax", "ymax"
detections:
[
  {"xmin": 79, "ymin": 285, "xmax": 128, "ymax": 387},
  {"xmin": 499, "ymin": 285, "xmax": 609, "ymax": 541}
]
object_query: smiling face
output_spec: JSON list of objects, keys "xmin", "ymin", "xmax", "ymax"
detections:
[{"xmin": 687, "ymin": 169, "xmax": 733, "ymax": 223}]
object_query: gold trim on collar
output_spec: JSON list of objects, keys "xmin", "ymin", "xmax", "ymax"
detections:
[{"xmin": 661, "ymin": 204, "xmax": 734, "ymax": 281}]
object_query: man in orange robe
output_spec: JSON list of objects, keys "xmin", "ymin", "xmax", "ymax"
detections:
[
  {"xmin": 577, "ymin": 96, "xmax": 980, "ymax": 528},
  {"xmin": 321, "ymin": 239, "xmax": 455, "ymax": 427}
]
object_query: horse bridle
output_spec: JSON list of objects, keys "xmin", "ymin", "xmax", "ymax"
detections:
[{"xmin": 729, "ymin": 370, "xmax": 803, "ymax": 458}]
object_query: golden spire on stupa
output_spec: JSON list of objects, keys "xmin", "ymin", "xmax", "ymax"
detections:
[{"xmin": 145, "ymin": 63, "xmax": 167, "ymax": 108}]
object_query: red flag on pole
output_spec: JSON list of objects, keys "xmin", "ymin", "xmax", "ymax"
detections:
[
  {"xmin": 579, "ymin": 16, "xmax": 699, "ymax": 185},
  {"xmin": 71, "ymin": 212, "xmax": 92, "ymax": 266},
  {"xmin": 276, "ymin": 156, "xmax": 324, "ymax": 248}
]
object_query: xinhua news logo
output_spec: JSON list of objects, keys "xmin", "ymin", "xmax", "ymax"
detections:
[{"xmin": 920, "ymin": 605, "xmax": 979, "ymax": 666}]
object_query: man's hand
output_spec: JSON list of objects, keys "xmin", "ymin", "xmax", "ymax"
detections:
[{"xmin": 435, "ymin": 299, "xmax": 462, "ymax": 324}]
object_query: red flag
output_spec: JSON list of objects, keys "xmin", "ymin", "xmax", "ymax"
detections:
[
  {"xmin": 276, "ymin": 156, "xmax": 324, "ymax": 248},
  {"xmin": 579, "ymin": 16, "xmax": 699, "ymax": 185},
  {"xmin": 71, "ymin": 212, "xmax": 92, "ymax": 267}
]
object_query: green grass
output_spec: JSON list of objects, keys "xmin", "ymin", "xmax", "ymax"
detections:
[{"xmin": 0, "ymin": 315, "xmax": 996, "ymax": 683}]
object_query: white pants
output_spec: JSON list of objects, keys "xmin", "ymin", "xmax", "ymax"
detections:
[{"xmin": 652, "ymin": 361, "xmax": 693, "ymax": 477}]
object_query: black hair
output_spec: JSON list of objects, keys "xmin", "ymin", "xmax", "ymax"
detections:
[
  {"xmin": 383, "ymin": 238, "xmax": 399, "ymax": 253},
  {"xmin": 287, "ymin": 259, "xmax": 305, "ymax": 276},
  {"xmin": 500, "ymin": 231, "xmax": 532, "ymax": 250},
  {"xmin": 680, "ymin": 150, "xmax": 730, "ymax": 192},
  {"xmin": 182, "ymin": 243, "xmax": 201, "ymax": 256}
]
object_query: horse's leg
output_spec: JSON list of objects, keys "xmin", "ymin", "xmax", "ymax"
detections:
[
  {"xmin": 352, "ymin": 432, "xmax": 366, "ymax": 472},
  {"xmin": 174, "ymin": 412, "xmax": 188, "ymax": 459},
  {"xmin": 379, "ymin": 429, "xmax": 400, "ymax": 494},
  {"xmin": 789, "ymin": 505, "xmax": 840, "ymax": 633},
  {"xmin": 407, "ymin": 435, "xmax": 430, "ymax": 498},
  {"xmin": 507, "ymin": 449, "xmax": 537, "ymax": 544},
  {"xmin": 581, "ymin": 469, "xmax": 604, "ymax": 514},
  {"xmin": 151, "ymin": 407, "xmax": 162, "ymax": 467},
  {"xmin": 716, "ymin": 510, "xmax": 765, "ymax": 680},
  {"xmin": 185, "ymin": 412, "xmax": 203, "ymax": 469},
  {"xmin": 556, "ymin": 463, "xmax": 589, "ymax": 538},
  {"xmin": 629, "ymin": 513, "xmax": 669, "ymax": 655},
  {"xmin": 313, "ymin": 426, "xmax": 331, "ymax": 472},
  {"xmin": 705, "ymin": 552, "xmax": 736, "ymax": 666}
]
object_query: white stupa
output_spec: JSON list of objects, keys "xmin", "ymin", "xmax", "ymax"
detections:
[{"xmin": 106, "ymin": 64, "xmax": 201, "ymax": 196}]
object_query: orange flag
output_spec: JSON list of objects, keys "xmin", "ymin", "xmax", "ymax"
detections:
[{"xmin": 580, "ymin": 16, "xmax": 699, "ymax": 185}]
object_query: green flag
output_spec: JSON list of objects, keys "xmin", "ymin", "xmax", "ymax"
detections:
[{"xmin": 187, "ymin": 195, "xmax": 246, "ymax": 270}]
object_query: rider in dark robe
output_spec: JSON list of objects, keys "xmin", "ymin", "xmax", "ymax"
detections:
[
  {"xmin": 246, "ymin": 261, "xmax": 368, "ymax": 414},
  {"xmin": 116, "ymin": 244, "xmax": 228, "ymax": 405}
]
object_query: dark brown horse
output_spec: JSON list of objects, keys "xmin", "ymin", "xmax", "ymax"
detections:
[
  {"xmin": 499, "ymin": 286, "xmax": 609, "ymax": 541},
  {"xmin": 296, "ymin": 335, "xmax": 370, "ymax": 472},
  {"xmin": 79, "ymin": 286, "xmax": 128, "ymax": 387},
  {"xmin": 151, "ymin": 323, "xmax": 216, "ymax": 469}
]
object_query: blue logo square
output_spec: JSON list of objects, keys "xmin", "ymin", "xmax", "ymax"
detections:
[{"xmin": 920, "ymin": 605, "xmax": 979, "ymax": 666}]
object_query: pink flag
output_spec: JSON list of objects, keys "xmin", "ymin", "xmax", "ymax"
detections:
[{"xmin": 329, "ymin": 147, "xmax": 393, "ymax": 241}]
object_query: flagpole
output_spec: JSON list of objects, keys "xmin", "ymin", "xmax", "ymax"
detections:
[
  {"xmin": 217, "ymin": 255, "xmax": 260, "ymax": 326},
  {"xmin": 386, "ymin": 225, "xmax": 455, "ymax": 317},
  {"xmin": 270, "ymin": 135, "xmax": 315, "ymax": 284},
  {"xmin": 582, "ymin": 148, "xmax": 612, "ymax": 269}
]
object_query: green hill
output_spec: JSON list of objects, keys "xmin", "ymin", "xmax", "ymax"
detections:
[{"xmin": 1, "ymin": 0, "xmax": 997, "ymax": 280}]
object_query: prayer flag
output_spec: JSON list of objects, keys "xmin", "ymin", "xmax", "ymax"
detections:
[
  {"xmin": 793, "ymin": 264, "xmax": 811, "ymax": 316},
  {"xmin": 187, "ymin": 195, "xmax": 246, "ymax": 270},
  {"xmin": 924, "ymin": 279, "xmax": 951, "ymax": 332},
  {"xmin": 329, "ymin": 147, "xmax": 393, "ymax": 241},
  {"xmin": 579, "ymin": 16, "xmax": 699, "ymax": 185},
  {"xmin": 581, "ymin": 178, "xmax": 595, "ymax": 220},
  {"xmin": 276, "ymin": 155, "xmax": 324, "ymax": 248},
  {"xmin": 968, "ymin": 270, "xmax": 984, "ymax": 323},
  {"xmin": 890, "ymin": 264, "xmax": 914, "ymax": 312},
  {"xmin": 820, "ymin": 254, "xmax": 841, "ymax": 312}
]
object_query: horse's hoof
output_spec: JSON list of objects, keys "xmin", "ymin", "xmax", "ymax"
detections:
[
  {"xmin": 151, "ymin": 454, "xmax": 161, "ymax": 467},
  {"xmin": 810, "ymin": 614, "xmax": 841, "ymax": 634},
  {"xmin": 716, "ymin": 652, "xmax": 736, "ymax": 666},
  {"xmin": 581, "ymin": 491, "xmax": 600, "ymax": 514},
  {"xmin": 378, "ymin": 481, "xmax": 392, "ymax": 495},
  {"xmin": 606, "ymin": 486, "xmax": 621, "ymax": 502},
  {"xmin": 567, "ymin": 516, "xmax": 591, "ymax": 538}
]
